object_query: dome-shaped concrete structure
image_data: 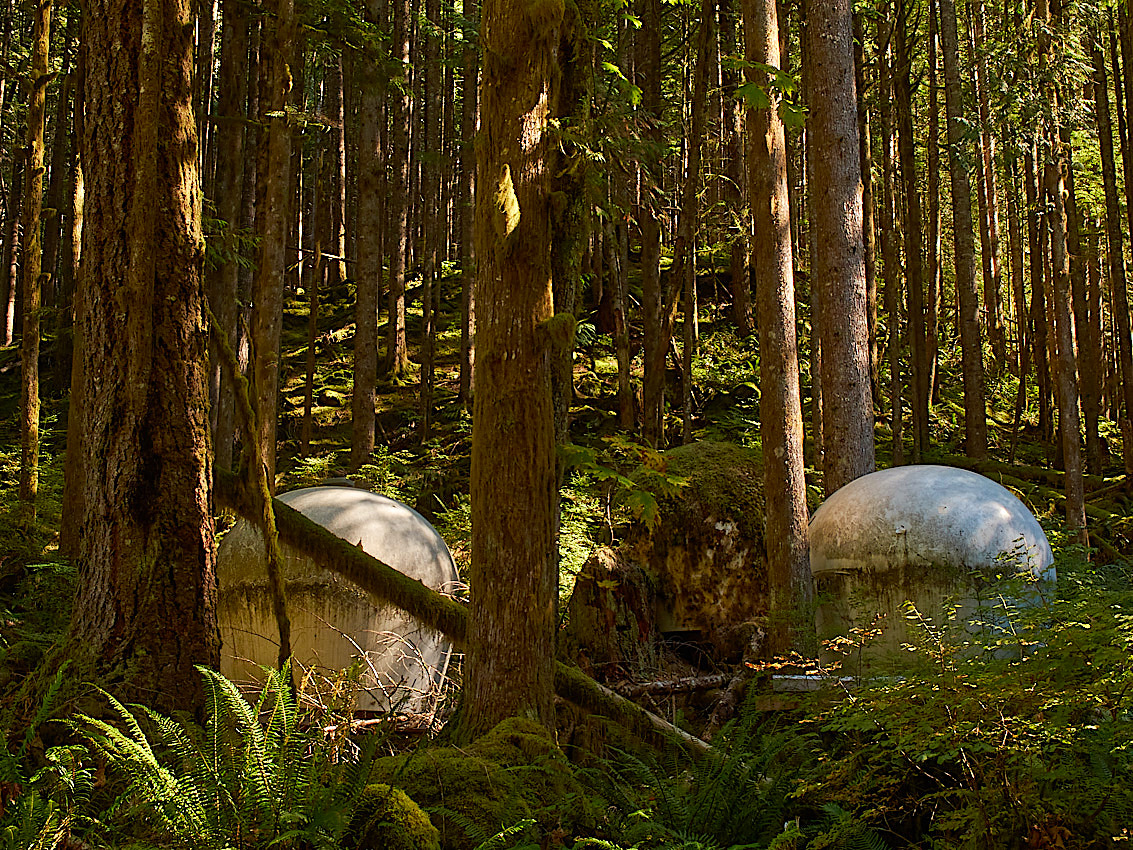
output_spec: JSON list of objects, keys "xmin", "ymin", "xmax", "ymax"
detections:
[
  {"xmin": 218, "ymin": 486, "xmax": 459, "ymax": 712},
  {"xmin": 809, "ymin": 465, "xmax": 1053, "ymax": 667}
]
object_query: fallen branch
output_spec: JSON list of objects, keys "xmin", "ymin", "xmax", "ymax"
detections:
[{"xmin": 611, "ymin": 673, "xmax": 729, "ymax": 698}]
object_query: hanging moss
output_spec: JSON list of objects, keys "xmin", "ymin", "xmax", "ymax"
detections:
[
  {"xmin": 369, "ymin": 717, "xmax": 596, "ymax": 850},
  {"xmin": 349, "ymin": 783, "xmax": 440, "ymax": 850}
]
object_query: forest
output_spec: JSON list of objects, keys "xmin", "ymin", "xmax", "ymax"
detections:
[{"xmin": 1, "ymin": 0, "xmax": 1132, "ymax": 845}]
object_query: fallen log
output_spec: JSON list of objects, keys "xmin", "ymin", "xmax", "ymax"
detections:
[{"xmin": 214, "ymin": 469, "xmax": 709, "ymax": 754}]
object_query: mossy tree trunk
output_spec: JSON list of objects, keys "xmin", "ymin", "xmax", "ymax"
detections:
[
  {"xmin": 462, "ymin": 0, "xmax": 563, "ymax": 738},
  {"xmin": 69, "ymin": 0, "xmax": 219, "ymax": 716},
  {"xmin": 744, "ymin": 0, "xmax": 811, "ymax": 655},
  {"xmin": 251, "ymin": 0, "xmax": 295, "ymax": 488},
  {"xmin": 19, "ymin": 0, "xmax": 51, "ymax": 524},
  {"xmin": 209, "ymin": 0, "xmax": 249, "ymax": 473}
]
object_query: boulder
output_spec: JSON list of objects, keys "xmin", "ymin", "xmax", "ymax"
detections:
[
  {"xmin": 217, "ymin": 485, "xmax": 459, "ymax": 712},
  {"xmin": 562, "ymin": 441, "xmax": 769, "ymax": 669},
  {"xmin": 809, "ymin": 465, "xmax": 1054, "ymax": 667}
]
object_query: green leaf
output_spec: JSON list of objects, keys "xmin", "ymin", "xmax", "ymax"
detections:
[{"xmin": 736, "ymin": 81, "xmax": 771, "ymax": 111}]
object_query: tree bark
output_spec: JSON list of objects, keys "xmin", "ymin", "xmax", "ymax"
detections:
[
  {"xmin": 968, "ymin": 0, "xmax": 1005, "ymax": 374},
  {"xmin": 419, "ymin": 0, "xmax": 443, "ymax": 441},
  {"xmin": 350, "ymin": 0, "xmax": 386, "ymax": 469},
  {"xmin": 1040, "ymin": 0, "xmax": 1085, "ymax": 541},
  {"xmin": 744, "ymin": 0, "xmax": 811, "ymax": 655},
  {"xmin": 1, "ymin": 146, "xmax": 23, "ymax": 347},
  {"xmin": 1092, "ymin": 34, "xmax": 1130, "ymax": 476},
  {"xmin": 458, "ymin": 0, "xmax": 479, "ymax": 403},
  {"xmin": 926, "ymin": 0, "xmax": 942, "ymax": 403},
  {"xmin": 462, "ymin": 0, "xmax": 562, "ymax": 738},
  {"xmin": 854, "ymin": 12, "xmax": 879, "ymax": 410},
  {"xmin": 939, "ymin": 0, "xmax": 988, "ymax": 459},
  {"xmin": 878, "ymin": 19, "xmax": 903, "ymax": 465},
  {"xmin": 896, "ymin": 0, "xmax": 929, "ymax": 460},
  {"xmin": 640, "ymin": 0, "xmax": 665, "ymax": 447},
  {"xmin": 250, "ymin": 0, "xmax": 295, "ymax": 488},
  {"xmin": 209, "ymin": 0, "xmax": 248, "ymax": 473},
  {"xmin": 69, "ymin": 0, "xmax": 218, "ymax": 715},
  {"xmin": 384, "ymin": 0, "xmax": 412, "ymax": 379},
  {"xmin": 40, "ymin": 20, "xmax": 73, "ymax": 316},
  {"xmin": 804, "ymin": 0, "xmax": 875, "ymax": 494},
  {"xmin": 1097, "ymin": 28, "xmax": 1133, "ymax": 477},
  {"xmin": 19, "ymin": 0, "xmax": 51, "ymax": 523},
  {"xmin": 721, "ymin": 0, "xmax": 751, "ymax": 337}
]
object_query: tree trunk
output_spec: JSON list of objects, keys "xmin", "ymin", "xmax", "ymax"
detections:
[
  {"xmin": 969, "ymin": 0, "xmax": 1005, "ymax": 374},
  {"xmin": 895, "ymin": 0, "xmax": 929, "ymax": 459},
  {"xmin": 721, "ymin": 0, "xmax": 751, "ymax": 336},
  {"xmin": 1041, "ymin": 0, "xmax": 1085, "ymax": 541},
  {"xmin": 805, "ymin": 0, "xmax": 875, "ymax": 494},
  {"xmin": 209, "ymin": 0, "xmax": 248, "ymax": 473},
  {"xmin": 1026, "ymin": 144, "xmax": 1052, "ymax": 444},
  {"xmin": 19, "ymin": 0, "xmax": 51, "ymax": 523},
  {"xmin": 58, "ymin": 38, "xmax": 85, "ymax": 560},
  {"xmin": 69, "ymin": 0, "xmax": 218, "ymax": 715},
  {"xmin": 1006, "ymin": 158, "xmax": 1030, "ymax": 463},
  {"xmin": 59, "ymin": 50, "xmax": 84, "ymax": 320},
  {"xmin": 300, "ymin": 148, "xmax": 326, "ymax": 458},
  {"xmin": 926, "ymin": 0, "xmax": 942, "ymax": 402},
  {"xmin": 879, "ymin": 19, "xmax": 903, "ymax": 465},
  {"xmin": 419, "ymin": 0, "xmax": 442, "ymax": 441},
  {"xmin": 327, "ymin": 54, "xmax": 347, "ymax": 289},
  {"xmin": 458, "ymin": 0, "xmax": 479, "ymax": 403},
  {"xmin": 250, "ymin": 0, "xmax": 295, "ymax": 489},
  {"xmin": 350, "ymin": 0, "xmax": 385, "ymax": 469},
  {"xmin": 40, "ymin": 20, "xmax": 73, "ymax": 317},
  {"xmin": 1096, "ymin": 29, "xmax": 1133, "ymax": 477},
  {"xmin": 1, "ymin": 147, "xmax": 23, "ymax": 347},
  {"xmin": 672, "ymin": 0, "xmax": 708, "ymax": 446},
  {"xmin": 384, "ymin": 0, "xmax": 412, "ymax": 379},
  {"xmin": 640, "ymin": 0, "xmax": 665, "ymax": 447},
  {"xmin": 854, "ymin": 12, "xmax": 879, "ymax": 410},
  {"xmin": 939, "ymin": 0, "xmax": 988, "ymax": 459},
  {"xmin": 744, "ymin": 0, "xmax": 811, "ymax": 655},
  {"xmin": 462, "ymin": 0, "xmax": 562, "ymax": 738}
]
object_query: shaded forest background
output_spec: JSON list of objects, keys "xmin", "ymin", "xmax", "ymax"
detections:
[{"xmin": 1, "ymin": 0, "xmax": 1133, "ymax": 845}]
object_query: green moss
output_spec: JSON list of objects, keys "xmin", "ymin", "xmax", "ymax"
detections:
[
  {"xmin": 492, "ymin": 164, "xmax": 521, "ymax": 244},
  {"xmin": 349, "ymin": 783, "xmax": 440, "ymax": 850},
  {"xmin": 648, "ymin": 440, "xmax": 765, "ymax": 541},
  {"xmin": 369, "ymin": 717, "xmax": 594, "ymax": 850}
]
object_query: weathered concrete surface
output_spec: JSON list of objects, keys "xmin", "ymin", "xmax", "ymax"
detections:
[
  {"xmin": 809, "ymin": 465, "xmax": 1054, "ymax": 667},
  {"xmin": 217, "ymin": 485, "xmax": 459, "ymax": 711}
]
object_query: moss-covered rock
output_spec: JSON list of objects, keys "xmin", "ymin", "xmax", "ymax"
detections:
[
  {"xmin": 628, "ymin": 440, "xmax": 768, "ymax": 659},
  {"xmin": 349, "ymin": 783, "xmax": 440, "ymax": 850},
  {"xmin": 369, "ymin": 717, "xmax": 594, "ymax": 850}
]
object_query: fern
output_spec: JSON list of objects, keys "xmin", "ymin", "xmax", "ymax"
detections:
[
  {"xmin": 0, "ymin": 660, "xmax": 94, "ymax": 850},
  {"xmin": 587, "ymin": 694, "xmax": 817, "ymax": 850},
  {"xmin": 74, "ymin": 663, "xmax": 378, "ymax": 849}
]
